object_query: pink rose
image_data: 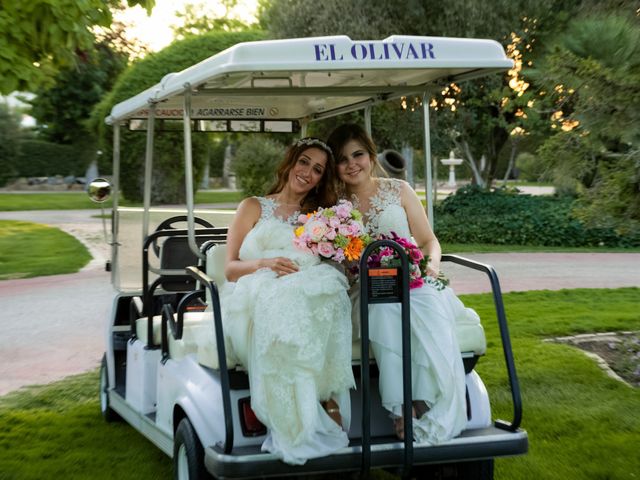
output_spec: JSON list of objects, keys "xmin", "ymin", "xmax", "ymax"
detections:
[
  {"xmin": 325, "ymin": 228, "xmax": 337, "ymax": 240},
  {"xmin": 317, "ymin": 241, "xmax": 336, "ymax": 258},
  {"xmin": 410, "ymin": 248, "xmax": 424, "ymax": 261},
  {"xmin": 305, "ymin": 220, "xmax": 329, "ymax": 242},
  {"xmin": 293, "ymin": 236, "xmax": 310, "ymax": 252},
  {"xmin": 410, "ymin": 277, "xmax": 424, "ymax": 289},
  {"xmin": 338, "ymin": 224, "xmax": 352, "ymax": 236},
  {"xmin": 298, "ymin": 214, "xmax": 309, "ymax": 224},
  {"xmin": 329, "ymin": 216, "xmax": 340, "ymax": 228},
  {"xmin": 348, "ymin": 222, "xmax": 362, "ymax": 236}
]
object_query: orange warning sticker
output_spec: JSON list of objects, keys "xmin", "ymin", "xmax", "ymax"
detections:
[{"xmin": 368, "ymin": 268, "xmax": 398, "ymax": 277}]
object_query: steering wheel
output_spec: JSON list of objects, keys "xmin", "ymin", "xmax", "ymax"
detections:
[{"xmin": 152, "ymin": 215, "xmax": 214, "ymax": 257}]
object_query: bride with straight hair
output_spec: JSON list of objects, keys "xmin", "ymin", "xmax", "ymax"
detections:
[{"xmin": 327, "ymin": 124, "xmax": 468, "ymax": 444}]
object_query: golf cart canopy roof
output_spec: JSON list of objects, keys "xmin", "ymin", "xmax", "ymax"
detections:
[{"xmin": 106, "ymin": 35, "xmax": 512, "ymax": 127}]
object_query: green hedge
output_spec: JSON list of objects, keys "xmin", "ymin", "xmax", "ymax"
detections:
[
  {"xmin": 16, "ymin": 140, "xmax": 86, "ymax": 177},
  {"xmin": 434, "ymin": 186, "xmax": 640, "ymax": 247}
]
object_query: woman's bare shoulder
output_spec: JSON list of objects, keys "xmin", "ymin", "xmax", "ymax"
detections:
[{"xmin": 235, "ymin": 196, "xmax": 262, "ymax": 222}]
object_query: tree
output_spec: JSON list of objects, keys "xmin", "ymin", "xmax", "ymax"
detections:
[
  {"xmin": 260, "ymin": 0, "xmax": 585, "ymax": 187},
  {"xmin": 261, "ymin": 0, "xmax": 640, "ymax": 188},
  {"xmin": 536, "ymin": 14, "xmax": 640, "ymax": 234},
  {"xmin": 172, "ymin": 0, "xmax": 251, "ymax": 40},
  {"xmin": 0, "ymin": 0, "xmax": 154, "ymax": 94},
  {"xmin": 90, "ymin": 30, "xmax": 266, "ymax": 203},
  {"xmin": 29, "ymin": 36, "xmax": 129, "ymax": 145}
]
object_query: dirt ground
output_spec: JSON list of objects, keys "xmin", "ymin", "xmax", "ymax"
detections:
[{"xmin": 551, "ymin": 332, "xmax": 640, "ymax": 388}]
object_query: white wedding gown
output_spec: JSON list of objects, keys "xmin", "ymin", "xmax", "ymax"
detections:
[
  {"xmin": 219, "ymin": 197, "xmax": 355, "ymax": 464},
  {"xmin": 351, "ymin": 178, "xmax": 468, "ymax": 444}
]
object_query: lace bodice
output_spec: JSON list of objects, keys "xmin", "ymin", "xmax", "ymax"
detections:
[
  {"xmin": 238, "ymin": 196, "xmax": 316, "ymax": 268},
  {"xmin": 352, "ymin": 178, "xmax": 411, "ymax": 238},
  {"xmin": 257, "ymin": 196, "xmax": 301, "ymax": 225}
]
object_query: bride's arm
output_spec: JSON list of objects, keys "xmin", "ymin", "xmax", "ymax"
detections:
[
  {"xmin": 224, "ymin": 198, "xmax": 299, "ymax": 282},
  {"xmin": 400, "ymin": 182, "xmax": 442, "ymax": 276}
]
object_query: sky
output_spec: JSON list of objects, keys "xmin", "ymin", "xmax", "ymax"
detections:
[{"xmin": 114, "ymin": 0, "xmax": 259, "ymax": 52}]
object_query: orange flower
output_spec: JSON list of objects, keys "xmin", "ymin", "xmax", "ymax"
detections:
[{"xmin": 344, "ymin": 237, "xmax": 364, "ymax": 261}]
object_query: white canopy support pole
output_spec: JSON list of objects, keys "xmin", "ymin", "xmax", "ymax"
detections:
[
  {"xmin": 422, "ymin": 92, "xmax": 434, "ymax": 226},
  {"xmin": 142, "ymin": 104, "xmax": 156, "ymax": 241},
  {"xmin": 364, "ymin": 106, "xmax": 372, "ymax": 135},
  {"xmin": 111, "ymin": 122, "xmax": 121, "ymax": 285},
  {"xmin": 183, "ymin": 85, "xmax": 204, "ymax": 260},
  {"xmin": 300, "ymin": 119, "xmax": 308, "ymax": 137}
]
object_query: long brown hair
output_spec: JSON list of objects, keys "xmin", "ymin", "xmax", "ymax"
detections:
[
  {"xmin": 326, "ymin": 124, "xmax": 386, "ymax": 179},
  {"xmin": 266, "ymin": 138, "xmax": 338, "ymax": 212}
]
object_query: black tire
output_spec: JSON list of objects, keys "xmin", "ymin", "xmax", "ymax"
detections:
[
  {"xmin": 174, "ymin": 417, "xmax": 213, "ymax": 480},
  {"xmin": 411, "ymin": 459, "xmax": 494, "ymax": 479},
  {"xmin": 99, "ymin": 354, "xmax": 121, "ymax": 422}
]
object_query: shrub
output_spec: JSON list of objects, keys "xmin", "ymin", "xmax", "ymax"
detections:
[
  {"xmin": 16, "ymin": 140, "xmax": 86, "ymax": 178},
  {"xmin": 233, "ymin": 136, "xmax": 285, "ymax": 197},
  {"xmin": 434, "ymin": 186, "xmax": 640, "ymax": 247},
  {"xmin": 90, "ymin": 30, "xmax": 266, "ymax": 203},
  {"xmin": 0, "ymin": 103, "xmax": 20, "ymax": 186},
  {"xmin": 516, "ymin": 152, "xmax": 546, "ymax": 182}
]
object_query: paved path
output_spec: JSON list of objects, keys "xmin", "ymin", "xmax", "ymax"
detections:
[{"xmin": 0, "ymin": 209, "xmax": 638, "ymax": 396}]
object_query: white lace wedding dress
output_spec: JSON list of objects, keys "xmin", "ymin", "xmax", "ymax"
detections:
[
  {"xmin": 219, "ymin": 197, "xmax": 355, "ymax": 464},
  {"xmin": 351, "ymin": 178, "xmax": 467, "ymax": 445}
]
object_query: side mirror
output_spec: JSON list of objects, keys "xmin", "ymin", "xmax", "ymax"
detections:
[{"xmin": 88, "ymin": 178, "xmax": 112, "ymax": 203}]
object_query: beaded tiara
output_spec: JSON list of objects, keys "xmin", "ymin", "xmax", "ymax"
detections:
[{"xmin": 293, "ymin": 137, "xmax": 334, "ymax": 159}]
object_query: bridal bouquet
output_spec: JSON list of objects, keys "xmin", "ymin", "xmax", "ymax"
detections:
[
  {"xmin": 367, "ymin": 231, "xmax": 449, "ymax": 290},
  {"xmin": 293, "ymin": 200, "xmax": 371, "ymax": 263}
]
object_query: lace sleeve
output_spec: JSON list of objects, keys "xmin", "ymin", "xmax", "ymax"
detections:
[
  {"xmin": 367, "ymin": 178, "xmax": 403, "ymax": 235},
  {"xmin": 256, "ymin": 197, "xmax": 275, "ymax": 222}
]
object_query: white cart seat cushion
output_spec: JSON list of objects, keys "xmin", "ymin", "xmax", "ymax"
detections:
[
  {"xmin": 135, "ymin": 311, "xmax": 207, "ymax": 345},
  {"xmin": 455, "ymin": 307, "xmax": 486, "ymax": 355}
]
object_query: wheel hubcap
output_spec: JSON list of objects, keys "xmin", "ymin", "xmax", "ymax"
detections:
[{"xmin": 177, "ymin": 444, "xmax": 189, "ymax": 479}]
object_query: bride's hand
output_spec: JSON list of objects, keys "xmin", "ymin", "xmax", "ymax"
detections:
[
  {"xmin": 262, "ymin": 257, "xmax": 299, "ymax": 276},
  {"xmin": 426, "ymin": 263, "xmax": 440, "ymax": 278}
]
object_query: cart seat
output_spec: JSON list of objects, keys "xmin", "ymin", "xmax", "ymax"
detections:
[{"xmin": 193, "ymin": 245, "xmax": 487, "ymax": 370}]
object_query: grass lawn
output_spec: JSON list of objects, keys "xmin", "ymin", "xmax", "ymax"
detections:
[
  {"xmin": 0, "ymin": 288, "xmax": 638, "ymax": 479},
  {"xmin": 0, "ymin": 221, "xmax": 92, "ymax": 280},
  {"xmin": 0, "ymin": 191, "xmax": 245, "ymax": 211},
  {"xmin": 0, "ymin": 192, "xmax": 102, "ymax": 211}
]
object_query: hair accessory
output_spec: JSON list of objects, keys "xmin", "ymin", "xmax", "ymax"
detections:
[{"xmin": 294, "ymin": 137, "xmax": 334, "ymax": 159}]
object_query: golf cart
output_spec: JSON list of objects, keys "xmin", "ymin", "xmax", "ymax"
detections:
[{"xmin": 96, "ymin": 35, "xmax": 528, "ymax": 479}]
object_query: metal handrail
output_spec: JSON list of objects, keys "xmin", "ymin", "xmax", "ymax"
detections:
[
  {"xmin": 441, "ymin": 254, "xmax": 522, "ymax": 431},
  {"xmin": 359, "ymin": 240, "xmax": 412, "ymax": 477},
  {"xmin": 185, "ymin": 266, "xmax": 234, "ymax": 454},
  {"xmin": 160, "ymin": 290, "xmax": 205, "ymax": 363}
]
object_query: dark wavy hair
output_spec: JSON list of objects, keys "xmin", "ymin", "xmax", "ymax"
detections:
[{"xmin": 266, "ymin": 137, "xmax": 338, "ymax": 212}]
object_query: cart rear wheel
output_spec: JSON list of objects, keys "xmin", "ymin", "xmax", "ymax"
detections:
[
  {"xmin": 99, "ymin": 354, "xmax": 120, "ymax": 422},
  {"xmin": 174, "ymin": 417, "xmax": 213, "ymax": 480}
]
